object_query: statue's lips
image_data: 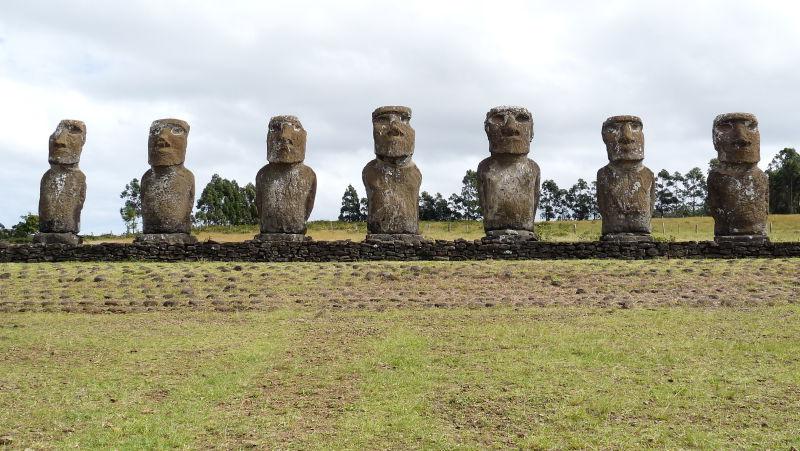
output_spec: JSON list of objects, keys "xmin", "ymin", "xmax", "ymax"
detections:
[
  {"xmin": 497, "ymin": 134, "xmax": 525, "ymax": 141},
  {"xmin": 728, "ymin": 141, "xmax": 752, "ymax": 149}
]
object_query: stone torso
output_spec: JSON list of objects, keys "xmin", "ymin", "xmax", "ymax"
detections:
[
  {"xmin": 141, "ymin": 165, "xmax": 195, "ymax": 234},
  {"xmin": 596, "ymin": 164, "xmax": 655, "ymax": 235},
  {"xmin": 362, "ymin": 159, "xmax": 421, "ymax": 234},
  {"xmin": 38, "ymin": 166, "xmax": 86, "ymax": 233},
  {"xmin": 708, "ymin": 165, "xmax": 768, "ymax": 236},
  {"xmin": 255, "ymin": 163, "xmax": 316, "ymax": 234},
  {"xmin": 477, "ymin": 155, "xmax": 540, "ymax": 232}
]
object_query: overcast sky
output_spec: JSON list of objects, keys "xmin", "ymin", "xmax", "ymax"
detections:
[{"xmin": 1, "ymin": 0, "xmax": 798, "ymax": 234}]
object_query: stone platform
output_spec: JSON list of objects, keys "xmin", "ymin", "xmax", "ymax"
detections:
[{"xmin": 2, "ymin": 239, "xmax": 798, "ymax": 262}]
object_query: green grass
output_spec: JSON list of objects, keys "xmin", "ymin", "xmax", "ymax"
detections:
[
  {"xmin": 83, "ymin": 215, "xmax": 800, "ymax": 243},
  {"xmin": 1, "ymin": 259, "xmax": 800, "ymax": 448}
]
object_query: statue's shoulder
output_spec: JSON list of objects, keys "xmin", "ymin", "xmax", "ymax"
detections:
[
  {"xmin": 597, "ymin": 164, "xmax": 612, "ymax": 179},
  {"xmin": 526, "ymin": 158, "xmax": 540, "ymax": 173},
  {"xmin": 476, "ymin": 156, "xmax": 494, "ymax": 173}
]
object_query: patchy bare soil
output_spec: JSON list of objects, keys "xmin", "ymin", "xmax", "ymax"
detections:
[{"xmin": 0, "ymin": 259, "xmax": 798, "ymax": 314}]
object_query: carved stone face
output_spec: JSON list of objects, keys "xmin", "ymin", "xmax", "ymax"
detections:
[
  {"xmin": 372, "ymin": 106, "xmax": 414, "ymax": 158},
  {"xmin": 148, "ymin": 118, "xmax": 189, "ymax": 166},
  {"xmin": 713, "ymin": 112, "xmax": 760, "ymax": 164},
  {"xmin": 48, "ymin": 120, "xmax": 86, "ymax": 165},
  {"xmin": 267, "ymin": 115, "xmax": 306, "ymax": 163},
  {"xmin": 485, "ymin": 106, "xmax": 533, "ymax": 155},
  {"xmin": 602, "ymin": 115, "xmax": 644, "ymax": 162}
]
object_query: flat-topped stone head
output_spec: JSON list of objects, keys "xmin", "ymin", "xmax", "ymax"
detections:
[
  {"xmin": 148, "ymin": 118, "xmax": 189, "ymax": 166},
  {"xmin": 372, "ymin": 106, "xmax": 414, "ymax": 158},
  {"xmin": 713, "ymin": 112, "xmax": 760, "ymax": 164},
  {"xmin": 485, "ymin": 106, "xmax": 533, "ymax": 155},
  {"xmin": 48, "ymin": 120, "xmax": 86, "ymax": 165},
  {"xmin": 602, "ymin": 115, "xmax": 644, "ymax": 162},
  {"xmin": 267, "ymin": 115, "xmax": 307, "ymax": 163}
]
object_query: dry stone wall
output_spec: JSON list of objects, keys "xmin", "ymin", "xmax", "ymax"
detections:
[{"xmin": 1, "ymin": 239, "xmax": 798, "ymax": 263}]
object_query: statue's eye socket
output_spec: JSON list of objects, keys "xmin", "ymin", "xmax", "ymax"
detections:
[
  {"xmin": 375, "ymin": 115, "xmax": 390, "ymax": 123},
  {"xmin": 631, "ymin": 123, "xmax": 642, "ymax": 131},
  {"xmin": 171, "ymin": 127, "xmax": 184, "ymax": 135},
  {"xmin": 490, "ymin": 114, "xmax": 504, "ymax": 124},
  {"xmin": 515, "ymin": 114, "xmax": 530, "ymax": 122},
  {"xmin": 747, "ymin": 121, "xmax": 758, "ymax": 130},
  {"xmin": 68, "ymin": 126, "xmax": 82, "ymax": 134},
  {"xmin": 717, "ymin": 122, "xmax": 733, "ymax": 131},
  {"xmin": 269, "ymin": 123, "xmax": 281, "ymax": 131}
]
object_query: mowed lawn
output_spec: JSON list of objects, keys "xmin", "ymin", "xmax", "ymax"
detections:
[{"xmin": 1, "ymin": 260, "xmax": 799, "ymax": 449}]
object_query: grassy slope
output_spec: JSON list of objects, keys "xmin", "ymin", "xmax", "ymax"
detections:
[
  {"xmin": 1, "ymin": 259, "xmax": 799, "ymax": 448},
  {"xmin": 85, "ymin": 214, "xmax": 800, "ymax": 243}
]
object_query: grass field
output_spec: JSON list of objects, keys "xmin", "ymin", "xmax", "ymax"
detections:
[
  {"xmin": 1, "ymin": 259, "xmax": 799, "ymax": 448},
  {"xmin": 84, "ymin": 215, "xmax": 800, "ymax": 243}
]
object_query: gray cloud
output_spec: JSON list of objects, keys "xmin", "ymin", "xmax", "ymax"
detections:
[{"xmin": 1, "ymin": 1, "xmax": 798, "ymax": 233}]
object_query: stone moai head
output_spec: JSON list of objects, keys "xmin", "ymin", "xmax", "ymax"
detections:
[
  {"xmin": 602, "ymin": 115, "xmax": 644, "ymax": 162},
  {"xmin": 372, "ymin": 106, "xmax": 414, "ymax": 158},
  {"xmin": 48, "ymin": 120, "xmax": 86, "ymax": 165},
  {"xmin": 267, "ymin": 115, "xmax": 307, "ymax": 163},
  {"xmin": 148, "ymin": 118, "xmax": 190, "ymax": 167},
  {"xmin": 485, "ymin": 106, "xmax": 533, "ymax": 155},
  {"xmin": 713, "ymin": 112, "xmax": 760, "ymax": 164}
]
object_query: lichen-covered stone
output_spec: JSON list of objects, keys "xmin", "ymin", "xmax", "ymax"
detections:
[
  {"xmin": 255, "ymin": 116, "xmax": 316, "ymax": 240},
  {"xmin": 477, "ymin": 106, "xmax": 540, "ymax": 237},
  {"xmin": 596, "ymin": 115, "xmax": 655, "ymax": 239},
  {"xmin": 38, "ymin": 120, "xmax": 87, "ymax": 240},
  {"xmin": 140, "ymin": 119, "xmax": 195, "ymax": 237},
  {"xmin": 363, "ymin": 106, "xmax": 422, "ymax": 236},
  {"xmin": 707, "ymin": 113, "xmax": 769, "ymax": 241}
]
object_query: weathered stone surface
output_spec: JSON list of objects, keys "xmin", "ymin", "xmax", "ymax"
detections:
[
  {"xmin": 252, "ymin": 233, "xmax": 308, "ymax": 242},
  {"xmin": 601, "ymin": 233, "xmax": 654, "ymax": 243},
  {"xmin": 255, "ymin": 116, "xmax": 316, "ymax": 238},
  {"xmin": 141, "ymin": 119, "xmax": 196, "ymax": 237},
  {"xmin": 483, "ymin": 229, "xmax": 537, "ymax": 242},
  {"xmin": 477, "ymin": 106, "xmax": 540, "ymax": 237},
  {"xmin": 38, "ymin": 120, "xmax": 87, "ymax": 237},
  {"xmin": 1, "ymin": 239, "xmax": 798, "ymax": 263},
  {"xmin": 133, "ymin": 233, "xmax": 197, "ymax": 245},
  {"xmin": 33, "ymin": 232, "xmax": 82, "ymax": 245},
  {"xmin": 363, "ymin": 106, "xmax": 421, "ymax": 235},
  {"xmin": 707, "ymin": 113, "xmax": 769, "ymax": 241},
  {"xmin": 596, "ymin": 115, "xmax": 655, "ymax": 237},
  {"xmin": 365, "ymin": 233, "xmax": 427, "ymax": 244}
]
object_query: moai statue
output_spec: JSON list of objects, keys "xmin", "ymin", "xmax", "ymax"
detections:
[
  {"xmin": 362, "ymin": 106, "xmax": 424, "ymax": 243},
  {"xmin": 135, "ymin": 118, "xmax": 197, "ymax": 245},
  {"xmin": 254, "ymin": 115, "xmax": 317, "ymax": 242},
  {"xmin": 34, "ymin": 120, "xmax": 87, "ymax": 245},
  {"xmin": 596, "ymin": 115, "xmax": 655, "ymax": 242},
  {"xmin": 708, "ymin": 112, "xmax": 769, "ymax": 243},
  {"xmin": 477, "ymin": 106, "xmax": 540, "ymax": 241}
]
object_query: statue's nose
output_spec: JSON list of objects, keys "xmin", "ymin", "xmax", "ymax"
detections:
[
  {"xmin": 52, "ymin": 133, "xmax": 69, "ymax": 147},
  {"xmin": 731, "ymin": 123, "xmax": 750, "ymax": 142},
  {"xmin": 501, "ymin": 115, "xmax": 519, "ymax": 136},
  {"xmin": 619, "ymin": 123, "xmax": 635, "ymax": 143}
]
